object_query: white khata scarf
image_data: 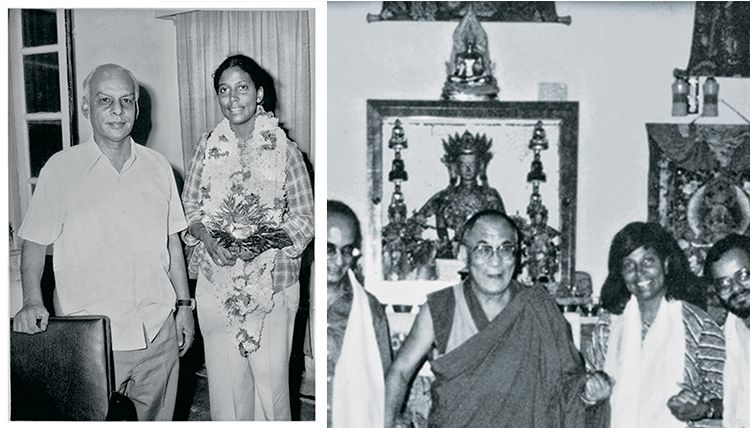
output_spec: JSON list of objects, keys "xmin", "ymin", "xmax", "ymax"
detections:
[
  {"xmin": 332, "ymin": 270, "xmax": 385, "ymax": 428},
  {"xmin": 723, "ymin": 312, "xmax": 750, "ymax": 428},
  {"xmin": 198, "ymin": 112, "xmax": 288, "ymax": 356},
  {"xmin": 605, "ymin": 296, "xmax": 685, "ymax": 428}
]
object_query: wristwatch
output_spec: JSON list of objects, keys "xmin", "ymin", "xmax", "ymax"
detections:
[{"xmin": 176, "ymin": 298, "xmax": 196, "ymax": 311}]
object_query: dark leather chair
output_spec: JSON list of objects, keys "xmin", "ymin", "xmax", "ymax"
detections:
[{"xmin": 10, "ymin": 316, "xmax": 115, "ymax": 421}]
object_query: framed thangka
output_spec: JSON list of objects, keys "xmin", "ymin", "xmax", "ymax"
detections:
[
  {"xmin": 366, "ymin": 2, "xmax": 571, "ymax": 24},
  {"xmin": 366, "ymin": 100, "xmax": 579, "ymax": 305},
  {"xmin": 646, "ymin": 123, "xmax": 750, "ymax": 275}
]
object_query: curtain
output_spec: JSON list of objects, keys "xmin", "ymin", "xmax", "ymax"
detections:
[{"xmin": 173, "ymin": 10, "xmax": 312, "ymax": 171}]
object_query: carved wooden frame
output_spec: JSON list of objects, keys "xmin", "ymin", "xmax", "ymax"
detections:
[{"xmin": 366, "ymin": 100, "xmax": 579, "ymax": 295}]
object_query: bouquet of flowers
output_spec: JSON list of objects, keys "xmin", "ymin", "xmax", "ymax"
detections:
[{"xmin": 204, "ymin": 193, "xmax": 292, "ymax": 259}]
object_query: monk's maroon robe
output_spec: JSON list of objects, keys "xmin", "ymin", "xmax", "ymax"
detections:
[{"xmin": 427, "ymin": 282, "xmax": 588, "ymax": 428}]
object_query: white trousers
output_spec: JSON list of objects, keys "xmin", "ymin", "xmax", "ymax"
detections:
[{"xmin": 196, "ymin": 273, "xmax": 298, "ymax": 421}]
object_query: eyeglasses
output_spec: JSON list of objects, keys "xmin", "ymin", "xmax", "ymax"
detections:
[
  {"xmin": 327, "ymin": 243, "xmax": 361, "ymax": 259},
  {"xmin": 714, "ymin": 267, "xmax": 750, "ymax": 295},
  {"xmin": 471, "ymin": 243, "xmax": 516, "ymax": 261}
]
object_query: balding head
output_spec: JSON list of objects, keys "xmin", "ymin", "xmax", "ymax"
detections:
[
  {"xmin": 327, "ymin": 200, "xmax": 361, "ymax": 286},
  {"xmin": 83, "ymin": 64, "xmax": 139, "ymax": 107}
]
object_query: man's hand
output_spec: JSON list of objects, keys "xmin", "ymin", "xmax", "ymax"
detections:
[
  {"xmin": 175, "ymin": 307, "xmax": 195, "ymax": 357},
  {"xmin": 667, "ymin": 388, "xmax": 710, "ymax": 421},
  {"xmin": 13, "ymin": 302, "xmax": 49, "ymax": 334},
  {"xmin": 582, "ymin": 371, "xmax": 613, "ymax": 404}
]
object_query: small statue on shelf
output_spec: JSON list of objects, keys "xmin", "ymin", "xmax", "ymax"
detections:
[
  {"xmin": 450, "ymin": 41, "xmax": 487, "ymax": 83},
  {"xmin": 522, "ymin": 194, "xmax": 560, "ymax": 284},
  {"xmin": 383, "ymin": 192, "xmax": 437, "ymax": 281},
  {"xmin": 442, "ymin": 6, "xmax": 499, "ymax": 100},
  {"xmin": 518, "ymin": 121, "xmax": 560, "ymax": 288},
  {"xmin": 416, "ymin": 130, "xmax": 505, "ymax": 258},
  {"xmin": 381, "ymin": 120, "xmax": 437, "ymax": 281}
]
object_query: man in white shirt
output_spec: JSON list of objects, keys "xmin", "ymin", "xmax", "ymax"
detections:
[
  {"xmin": 705, "ymin": 234, "xmax": 750, "ymax": 428},
  {"xmin": 13, "ymin": 63, "xmax": 194, "ymax": 421}
]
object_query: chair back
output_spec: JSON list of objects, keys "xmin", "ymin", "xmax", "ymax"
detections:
[{"xmin": 11, "ymin": 316, "xmax": 114, "ymax": 421}]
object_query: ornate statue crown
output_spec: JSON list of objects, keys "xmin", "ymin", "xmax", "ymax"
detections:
[{"xmin": 442, "ymin": 130, "xmax": 493, "ymax": 163}]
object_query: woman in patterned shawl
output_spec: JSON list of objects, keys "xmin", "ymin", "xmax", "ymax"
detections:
[
  {"xmin": 583, "ymin": 222, "xmax": 724, "ymax": 428},
  {"xmin": 182, "ymin": 54, "xmax": 314, "ymax": 421}
]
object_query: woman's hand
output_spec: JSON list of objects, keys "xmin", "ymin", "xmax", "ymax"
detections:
[
  {"xmin": 581, "ymin": 371, "xmax": 613, "ymax": 405},
  {"xmin": 235, "ymin": 246, "xmax": 265, "ymax": 262},
  {"xmin": 232, "ymin": 229, "xmax": 290, "ymax": 262},
  {"xmin": 204, "ymin": 234, "xmax": 237, "ymax": 266},
  {"xmin": 265, "ymin": 228, "xmax": 293, "ymax": 249},
  {"xmin": 190, "ymin": 222, "xmax": 236, "ymax": 266},
  {"xmin": 667, "ymin": 388, "xmax": 710, "ymax": 421}
]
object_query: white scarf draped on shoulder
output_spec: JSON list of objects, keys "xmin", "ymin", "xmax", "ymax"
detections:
[
  {"xmin": 723, "ymin": 312, "xmax": 750, "ymax": 428},
  {"xmin": 332, "ymin": 270, "xmax": 385, "ymax": 428},
  {"xmin": 605, "ymin": 296, "xmax": 686, "ymax": 428}
]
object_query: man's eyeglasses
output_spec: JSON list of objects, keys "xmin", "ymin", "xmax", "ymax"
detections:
[
  {"xmin": 714, "ymin": 267, "xmax": 750, "ymax": 294},
  {"xmin": 471, "ymin": 243, "xmax": 517, "ymax": 261},
  {"xmin": 327, "ymin": 243, "xmax": 361, "ymax": 259}
]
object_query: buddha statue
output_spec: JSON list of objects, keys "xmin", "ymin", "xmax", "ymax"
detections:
[
  {"xmin": 416, "ymin": 130, "xmax": 505, "ymax": 258},
  {"xmin": 442, "ymin": 7, "xmax": 499, "ymax": 100},
  {"xmin": 450, "ymin": 41, "xmax": 487, "ymax": 83}
]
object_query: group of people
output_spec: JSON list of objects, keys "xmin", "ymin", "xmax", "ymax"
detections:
[
  {"xmin": 327, "ymin": 202, "xmax": 749, "ymax": 428},
  {"xmin": 13, "ymin": 55, "xmax": 314, "ymax": 421},
  {"xmin": 9, "ymin": 52, "xmax": 750, "ymax": 428}
]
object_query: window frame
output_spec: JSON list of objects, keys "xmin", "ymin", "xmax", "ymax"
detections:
[{"xmin": 9, "ymin": 9, "xmax": 76, "ymax": 220}]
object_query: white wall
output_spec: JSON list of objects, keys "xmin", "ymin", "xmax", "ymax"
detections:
[
  {"xmin": 327, "ymin": 2, "xmax": 750, "ymax": 295},
  {"xmin": 73, "ymin": 9, "xmax": 184, "ymax": 177}
]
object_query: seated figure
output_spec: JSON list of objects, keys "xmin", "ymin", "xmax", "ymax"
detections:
[
  {"xmin": 416, "ymin": 131, "xmax": 505, "ymax": 258},
  {"xmin": 441, "ymin": 7, "xmax": 499, "ymax": 100},
  {"xmin": 450, "ymin": 41, "xmax": 487, "ymax": 83}
]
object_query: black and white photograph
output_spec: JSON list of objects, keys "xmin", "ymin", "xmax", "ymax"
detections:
[
  {"xmin": 6, "ymin": 1, "xmax": 750, "ymax": 427},
  {"xmin": 328, "ymin": 2, "xmax": 750, "ymax": 428},
  {"xmin": 8, "ymin": 7, "xmax": 316, "ymax": 422}
]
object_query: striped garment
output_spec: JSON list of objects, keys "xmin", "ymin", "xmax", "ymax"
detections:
[{"xmin": 586, "ymin": 301, "xmax": 725, "ymax": 428}]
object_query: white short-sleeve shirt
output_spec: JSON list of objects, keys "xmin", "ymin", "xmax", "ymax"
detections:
[{"xmin": 19, "ymin": 138, "xmax": 187, "ymax": 351}]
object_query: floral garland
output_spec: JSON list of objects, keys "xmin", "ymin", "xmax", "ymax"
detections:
[{"xmin": 197, "ymin": 111, "xmax": 288, "ymax": 356}]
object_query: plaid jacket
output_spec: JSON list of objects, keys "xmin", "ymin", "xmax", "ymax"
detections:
[{"xmin": 182, "ymin": 132, "xmax": 314, "ymax": 292}]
